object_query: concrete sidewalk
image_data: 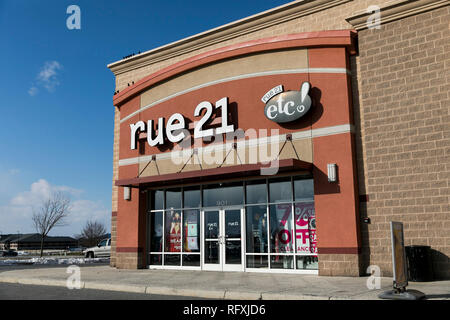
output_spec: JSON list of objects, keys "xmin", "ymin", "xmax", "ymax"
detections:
[{"xmin": 0, "ymin": 265, "xmax": 449, "ymax": 300}]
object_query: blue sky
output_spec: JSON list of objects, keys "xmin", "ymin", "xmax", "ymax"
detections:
[{"xmin": 0, "ymin": 0, "xmax": 291, "ymax": 236}]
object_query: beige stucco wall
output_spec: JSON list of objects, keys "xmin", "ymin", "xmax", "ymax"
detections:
[{"xmin": 139, "ymin": 49, "xmax": 308, "ymax": 110}]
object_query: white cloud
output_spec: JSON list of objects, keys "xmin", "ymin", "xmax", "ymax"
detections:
[
  {"xmin": 38, "ymin": 61, "xmax": 62, "ymax": 91},
  {"xmin": 28, "ymin": 61, "xmax": 63, "ymax": 96},
  {"xmin": 0, "ymin": 179, "xmax": 110, "ymax": 237},
  {"xmin": 28, "ymin": 86, "xmax": 38, "ymax": 96},
  {"xmin": 10, "ymin": 179, "xmax": 82, "ymax": 206}
]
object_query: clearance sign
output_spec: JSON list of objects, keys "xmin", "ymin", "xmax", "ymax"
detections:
[{"xmin": 272, "ymin": 203, "xmax": 317, "ymax": 256}]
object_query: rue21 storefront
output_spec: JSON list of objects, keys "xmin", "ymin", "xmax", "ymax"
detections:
[{"xmin": 114, "ymin": 31, "xmax": 361, "ymax": 274}]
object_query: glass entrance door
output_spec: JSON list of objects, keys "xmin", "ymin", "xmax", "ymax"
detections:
[
  {"xmin": 203, "ymin": 210, "xmax": 221, "ymax": 271},
  {"xmin": 202, "ymin": 208, "xmax": 244, "ymax": 271}
]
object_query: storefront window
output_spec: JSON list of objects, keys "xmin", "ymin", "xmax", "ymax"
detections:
[
  {"xmin": 296, "ymin": 256, "xmax": 318, "ymax": 270},
  {"xmin": 184, "ymin": 186, "xmax": 201, "ymax": 208},
  {"xmin": 246, "ymin": 255, "xmax": 268, "ymax": 268},
  {"xmin": 245, "ymin": 180, "xmax": 267, "ymax": 204},
  {"xmin": 150, "ymin": 211, "xmax": 163, "ymax": 252},
  {"xmin": 149, "ymin": 254, "xmax": 162, "ymax": 265},
  {"xmin": 294, "ymin": 177, "xmax": 314, "ymax": 201},
  {"xmin": 164, "ymin": 209, "xmax": 182, "ymax": 252},
  {"xmin": 269, "ymin": 204, "xmax": 293, "ymax": 254},
  {"xmin": 166, "ymin": 188, "xmax": 182, "ymax": 209},
  {"xmin": 148, "ymin": 176, "xmax": 317, "ymax": 271},
  {"xmin": 245, "ymin": 205, "xmax": 268, "ymax": 253},
  {"xmin": 269, "ymin": 177, "xmax": 292, "ymax": 203},
  {"xmin": 183, "ymin": 254, "xmax": 200, "ymax": 267},
  {"xmin": 202, "ymin": 182, "xmax": 243, "ymax": 207},
  {"xmin": 183, "ymin": 209, "xmax": 200, "ymax": 253},
  {"xmin": 164, "ymin": 254, "xmax": 180, "ymax": 266},
  {"xmin": 270, "ymin": 255, "xmax": 294, "ymax": 269},
  {"xmin": 150, "ymin": 190, "xmax": 164, "ymax": 210}
]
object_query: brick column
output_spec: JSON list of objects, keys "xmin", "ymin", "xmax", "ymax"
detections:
[
  {"xmin": 115, "ymin": 187, "xmax": 148, "ymax": 269},
  {"xmin": 111, "ymin": 106, "xmax": 120, "ymax": 268}
]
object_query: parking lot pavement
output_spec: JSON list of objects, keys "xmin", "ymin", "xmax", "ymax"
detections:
[
  {"xmin": 0, "ymin": 255, "xmax": 110, "ymax": 270},
  {"xmin": 0, "ymin": 262, "xmax": 110, "ymax": 273}
]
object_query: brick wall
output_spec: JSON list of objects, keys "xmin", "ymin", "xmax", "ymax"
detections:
[
  {"xmin": 115, "ymin": 252, "xmax": 143, "ymax": 269},
  {"xmin": 319, "ymin": 254, "xmax": 360, "ymax": 276},
  {"xmin": 355, "ymin": 6, "xmax": 450, "ymax": 279}
]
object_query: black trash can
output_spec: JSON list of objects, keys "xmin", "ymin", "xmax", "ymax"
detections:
[{"xmin": 405, "ymin": 245, "xmax": 434, "ymax": 282}]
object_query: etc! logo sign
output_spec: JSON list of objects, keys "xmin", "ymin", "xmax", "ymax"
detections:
[{"xmin": 262, "ymin": 82, "xmax": 312, "ymax": 123}]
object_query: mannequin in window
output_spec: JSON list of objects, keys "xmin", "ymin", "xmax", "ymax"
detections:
[
  {"xmin": 258, "ymin": 213, "xmax": 267, "ymax": 253},
  {"xmin": 154, "ymin": 223, "xmax": 163, "ymax": 252},
  {"xmin": 169, "ymin": 210, "xmax": 181, "ymax": 252}
]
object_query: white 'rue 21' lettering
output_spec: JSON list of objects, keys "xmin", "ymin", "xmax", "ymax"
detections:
[{"xmin": 130, "ymin": 97, "xmax": 234, "ymax": 149}]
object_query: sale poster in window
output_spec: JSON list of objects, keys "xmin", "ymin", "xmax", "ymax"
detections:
[
  {"xmin": 294, "ymin": 202, "xmax": 317, "ymax": 256},
  {"xmin": 166, "ymin": 210, "xmax": 181, "ymax": 252},
  {"xmin": 271, "ymin": 204, "xmax": 293, "ymax": 254},
  {"xmin": 184, "ymin": 210, "xmax": 199, "ymax": 252},
  {"xmin": 187, "ymin": 236, "xmax": 199, "ymax": 251},
  {"xmin": 188, "ymin": 223, "xmax": 197, "ymax": 237}
]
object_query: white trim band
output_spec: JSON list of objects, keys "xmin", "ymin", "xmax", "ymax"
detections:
[{"xmin": 118, "ymin": 124, "xmax": 354, "ymax": 167}]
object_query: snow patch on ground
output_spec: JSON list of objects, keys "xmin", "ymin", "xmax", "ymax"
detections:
[{"xmin": 0, "ymin": 257, "xmax": 109, "ymax": 265}]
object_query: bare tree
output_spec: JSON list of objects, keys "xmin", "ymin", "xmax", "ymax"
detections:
[
  {"xmin": 32, "ymin": 191, "xmax": 71, "ymax": 257},
  {"xmin": 77, "ymin": 220, "xmax": 107, "ymax": 247}
]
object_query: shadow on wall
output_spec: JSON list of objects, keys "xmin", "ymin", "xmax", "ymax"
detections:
[
  {"xmin": 278, "ymin": 86, "xmax": 324, "ymax": 131},
  {"xmin": 312, "ymin": 164, "xmax": 340, "ymax": 195},
  {"xmin": 431, "ymin": 249, "xmax": 450, "ymax": 281},
  {"xmin": 347, "ymin": 50, "xmax": 369, "ymax": 277},
  {"xmin": 358, "ymin": 204, "xmax": 371, "ymax": 276}
]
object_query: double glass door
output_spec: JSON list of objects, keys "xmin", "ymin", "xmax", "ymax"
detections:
[{"xmin": 202, "ymin": 208, "xmax": 244, "ymax": 271}]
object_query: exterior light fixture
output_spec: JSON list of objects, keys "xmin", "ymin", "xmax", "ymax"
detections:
[
  {"xmin": 124, "ymin": 187, "xmax": 131, "ymax": 201},
  {"xmin": 327, "ymin": 163, "xmax": 337, "ymax": 182}
]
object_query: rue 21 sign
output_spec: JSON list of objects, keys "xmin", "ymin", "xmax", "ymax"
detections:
[
  {"xmin": 129, "ymin": 97, "xmax": 234, "ymax": 149},
  {"xmin": 129, "ymin": 81, "xmax": 313, "ymax": 149}
]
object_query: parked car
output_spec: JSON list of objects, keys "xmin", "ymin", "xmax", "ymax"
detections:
[
  {"xmin": 0, "ymin": 250, "xmax": 18, "ymax": 257},
  {"xmin": 83, "ymin": 238, "xmax": 111, "ymax": 258}
]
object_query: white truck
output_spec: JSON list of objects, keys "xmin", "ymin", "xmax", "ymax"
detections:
[{"xmin": 83, "ymin": 238, "xmax": 111, "ymax": 258}]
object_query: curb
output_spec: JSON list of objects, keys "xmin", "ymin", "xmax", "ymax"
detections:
[
  {"xmin": 0, "ymin": 277, "xmax": 354, "ymax": 300},
  {"xmin": 84, "ymin": 282, "xmax": 146, "ymax": 294},
  {"xmin": 146, "ymin": 286, "xmax": 226, "ymax": 299},
  {"xmin": 260, "ymin": 292, "xmax": 332, "ymax": 300},
  {"xmin": 0, "ymin": 277, "xmax": 72, "ymax": 288},
  {"xmin": 224, "ymin": 291, "xmax": 262, "ymax": 300}
]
